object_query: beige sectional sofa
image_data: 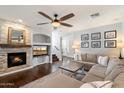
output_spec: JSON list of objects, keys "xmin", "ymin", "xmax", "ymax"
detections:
[{"xmin": 22, "ymin": 56, "xmax": 124, "ymax": 88}]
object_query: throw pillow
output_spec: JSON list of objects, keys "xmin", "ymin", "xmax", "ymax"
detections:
[
  {"xmin": 98, "ymin": 56, "xmax": 109, "ymax": 66},
  {"xmin": 80, "ymin": 81, "xmax": 113, "ymax": 88},
  {"xmin": 105, "ymin": 57, "xmax": 120, "ymax": 76},
  {"xmin": 105, "ymin": 65, "xmax": 124, "ymax": 81},
  {"xmin": 86, "ymin": 54, "xmax": 97, "ymax": 63}
]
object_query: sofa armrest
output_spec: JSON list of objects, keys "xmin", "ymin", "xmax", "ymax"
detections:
[{"xmin": 113, "ymin": 73, "xmax": 124, "ymax": 88}]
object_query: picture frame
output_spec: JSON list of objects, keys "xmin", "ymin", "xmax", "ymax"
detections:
[
  {"xmin": 104, "ymin": 40, "xmax": 117, "ymax": 48},
  {"xmin": 81, "ymin": 34, "xmax": 89, "ymax": 41},
  {"xmin": 8, "ymin": 27, "xmax": 26, "ymax": 45},
  {"xmin": 91, "ymin": 32, "xmax": 101, "ymax": 40},
  {"xmin": 81, "ymin": 42, "xmax": 89, "ymax": 48},
  {"xmin": 91, "ymin": 41, "xmax": 101, "ymax": 48},
  {"xmin": 104, "ymin": 30, "xmax": 117, "ymax": 39}
]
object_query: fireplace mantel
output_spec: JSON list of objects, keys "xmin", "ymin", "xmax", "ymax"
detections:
[{"xmin": 0, "ymin": 44, "xmax": 32, "ymax": 48}]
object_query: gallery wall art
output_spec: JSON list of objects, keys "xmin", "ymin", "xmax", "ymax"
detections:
[
  {"xmin": 91, "ymin": 32, "xmax": 101, "ymax": 40},
  {"xmin": 104, "ymin": 30, "xmax": 116, "ymax": 39},
  {"xmin": 81, "ymin": 34, "xmax": 89, "ymax": 41},
  {"xmin": 91, "ymin": 41, "xmax": 101, "ymax": 48},
  {"xmin": 81, "ymin": 42, "xmax": 89, "ymax": 48},
  {"xmin": 81, "ymin": 30, "xmax": 117, "ymax": 49},
  {"xmin": 104, "ymin": 40, "xmax": 117, "ymax": 48}
]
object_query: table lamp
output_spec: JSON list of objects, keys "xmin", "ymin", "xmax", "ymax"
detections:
[
  {"xmin": 117, "ymin": 41, "xmax": 124, "ymax": 59},
  {"xmin": 72, "ymin": 44, "xmax": 80, "ymax": 60}
]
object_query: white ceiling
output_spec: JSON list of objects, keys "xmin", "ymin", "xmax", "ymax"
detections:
[{"xmin": 0, "ymin": 5, "xmax": 124, "ymax": 34}]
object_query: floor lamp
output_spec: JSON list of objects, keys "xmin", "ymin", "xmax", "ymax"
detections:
[{"xmin": 118, "ymin": 42, "xmax": 124, "ymax": 59}]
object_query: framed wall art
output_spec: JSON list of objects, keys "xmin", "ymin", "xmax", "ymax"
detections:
[
  {"xmin": 91, "ymin": 32, "xmax": 101, "ymax": 40},
  {"xmin": 91, "ymin": 41, "xmax": 101, "ymax": 48},
  {"xmin": 104, "ymin": 30, "xmax": 117, "ymax": 39},
  {"xmin": 8, "ymin": 27, "xmax": 26, "ymax": 45},
  {"xmin": 104, "ymin": 40, "xmax": 117, "ymax": 48},
  {"xmin": 81, "ymin": 34, "xmax": 89, "ymax": 41},
  {"xmin": 81, "ymin": 42, "xmax": 89, "ymax": 48}
]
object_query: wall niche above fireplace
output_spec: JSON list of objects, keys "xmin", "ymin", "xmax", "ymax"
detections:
[{"xmin": 33, "ymin": 45, "xmax": 48, "ymax": 57}]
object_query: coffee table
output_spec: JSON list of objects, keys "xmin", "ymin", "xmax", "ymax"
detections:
[{"xmin": 59, "ymin": 61, "xmax": 84, "ymax": 77}]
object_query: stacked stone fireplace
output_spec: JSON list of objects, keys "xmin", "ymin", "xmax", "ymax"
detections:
[
  {"xmin": 0, "ymin": 19, "xmax": 32, "ymax": 74},
  {"xmin": 0, "ymin": 47, "xmax": 32, "ymax": 74}
]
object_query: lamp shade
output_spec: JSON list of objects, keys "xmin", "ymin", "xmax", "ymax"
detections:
[
  {"xmin": 72, "ymin": 45, "xmax": 78, "ymax": 49},
  {"xmin": 52, "ymin": 22, "xmax": 60, "ymax": 27},
  {"xmin": 117, "ymin": 42, "xmax": 124, "ymax": 48}
]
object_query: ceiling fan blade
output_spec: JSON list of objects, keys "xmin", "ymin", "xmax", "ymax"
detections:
[
  {"xmin": 60, "ymin": 22, "xmax": 73, "ymax": 27},
  {"xmin": 60, "ymin": 13, "xmax": 75, "ymax": 21},
  {"xmin": 38, "ymin": 11, "xmax": 53, "ymax": 21},
  {"xmin": 37, "ymin": 22, "xmax": 50, "ymax": 25}
]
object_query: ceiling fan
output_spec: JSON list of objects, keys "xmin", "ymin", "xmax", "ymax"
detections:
[{"xmin": 37, "ymin": 11, "xmax": 75, "ymax": 28}]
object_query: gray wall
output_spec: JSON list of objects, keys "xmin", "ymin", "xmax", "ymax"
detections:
[{"xmin": 62, "ymin": 23, "xmax": 122, "ymax": 57}]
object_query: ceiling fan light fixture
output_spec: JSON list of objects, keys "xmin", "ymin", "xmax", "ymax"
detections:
[
  {"xmin": 38, "ymin": 12, "xmax": 74, "ymax": 28},
  {"xmin": 52, "ymin": 22, "xmax": 60, "ymax": 27}
]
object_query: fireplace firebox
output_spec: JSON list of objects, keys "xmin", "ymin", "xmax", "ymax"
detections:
[{"xmin": 7, "ymin": 52, "xmax": 26, "ymax": 68}]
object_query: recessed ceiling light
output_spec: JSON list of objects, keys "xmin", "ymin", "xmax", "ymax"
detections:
[{"xmin": 18, "ymin": 19, "xmax": 23, "ymax": 23}]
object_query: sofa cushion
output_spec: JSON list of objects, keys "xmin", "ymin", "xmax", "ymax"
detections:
[
  {"xmin": 86, "ymin": 54, "xmax": 97, "ymax": 63},
  {"xmin": 105, "ymin": 65, "xmax": 124, "ymax": 81},
  {"xmin": 98, "ymin": 56, "xmax": 109, "ymax": 66},
  {"xmin": 81, "ymin": 73, "xmax": 103, "ymax": 83},
  {"xmin": 81, "ymin": 53, "xmax": 87, "ymax": 61},
  {"xmin": 88, "ymin": 64, "xmax": 107, "ymax": 78},
  {"xmin": 105, "ymin": 57, "xmax": 120, "ymax": 75},
  {"xmin": 80, "ymin": 81, "xmax": 113, "ymax": 88}
]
